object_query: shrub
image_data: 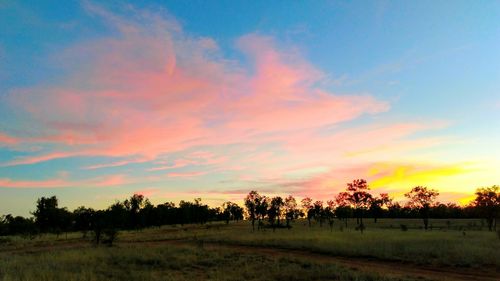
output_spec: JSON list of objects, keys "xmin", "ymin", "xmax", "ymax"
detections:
[{"xmin": 102, "ymin": 228, "xmax": 118, "ymax": 246}]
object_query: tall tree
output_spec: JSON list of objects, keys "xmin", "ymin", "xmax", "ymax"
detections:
[
  {"xmin": 370, "ymin": 193, "xmax": 392, "ymax": 223},
  {"xmin": 313, "ymin": 200, "xmax": 324, "ymax": 227},
  {"xmin": 73, "ymin": 206, "xmax": 94, "ymax": 237},
  {"xmin": 325, "ymin": 200, "xmax": 336, "ymax": 231},
  {"xmin": 222, "ymin": 201, "xmax": 244, "ymax": 224},
  {"xmin": 256, "ymin": 196, "xmax": 269, "ymax": 230},
  {"xmin": 335, "ymin": 192, "xmax": 352, "ymax": 228},
  {"xmin": 268, "ymin": 196, "xmax": 284, "ymax": 231},
  {"xmin": 471, "ymin": 185, "xmax": 499, "ymax": 231},
  {"xmin": 405, "ymin": 186, "xmax": 439, "ymax": 230},
  {"xmin": 32, "ymin": 196, "xmax": 60, "ymax": 233},
  {"xmin": 244, "ymin": 191, "xmax": 261, "ymax": 231},
  {"xmin": 284, "ymin": 195, "xmax": 299, "ymax": 229},
  {"xmin": 345, "ymin": 179, "xmax": 372, "ymax": 232},
  {"xmin": 301, "ymin": 197, "xmax": 313, "ymax": 227}
]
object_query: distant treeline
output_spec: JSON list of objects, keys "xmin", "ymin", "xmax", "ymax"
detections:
[
  {"xmin": 0, "ymin": 195, "xmax": 243, "ymax": 241},
  {"xmin": 0, "ymin": 181, "xmax": 498, "ymax": 240}
]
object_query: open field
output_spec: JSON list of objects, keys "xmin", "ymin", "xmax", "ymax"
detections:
[{"xmin": 0, "ymin": 219, "xmax": 499, "ymax": 281}]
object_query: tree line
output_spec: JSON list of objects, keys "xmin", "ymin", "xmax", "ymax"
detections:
[
  {"xmin": 0, "ymin": 181, "xmax": 498, "ymax": 241},
  {"xmin": 244, "ymin": 181, "xmax": 499, "ymax": 233},
  {"xmin": 0, "ymin": 194, "xmax": 243, "ymax": 244}
]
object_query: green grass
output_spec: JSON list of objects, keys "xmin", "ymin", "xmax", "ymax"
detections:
[
  {"xmin": 116, "ymin": 219, "xmax": 500, "ymax": 267},
  {"xmin": 0, "ymin": 219, "xmax": 498, "ymax": 281},
  {"xmin": 0, "ymin": 243, "xmax": 417, "ymax": 281}
]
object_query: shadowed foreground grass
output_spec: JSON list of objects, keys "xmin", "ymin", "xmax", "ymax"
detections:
[
  {"xmin": 0, "ymin": 243, "xmax": 417, "ymax": 281},
  {"xmin": 119, "ymin": 219, "xmax": 500, "ymax": 268},
  {"xmin": 0, "ymin": 219, "xmax": 498, "ymax": 281}
]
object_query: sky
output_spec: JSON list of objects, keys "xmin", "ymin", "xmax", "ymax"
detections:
[{"xmin": 0, "ymin": 0, "xmax": 499, "ymax": 216}]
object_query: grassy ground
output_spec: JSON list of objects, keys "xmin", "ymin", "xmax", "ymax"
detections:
[
  {"xmin": 0, "ymin": 219, "xmax": 499, "ymax": 281},
  {"xmin": 119, "ymin": 219, "xmax": 500, "ymax": 267},
  {"xmin": 0, "ymin": 242, "xmax": 418, "ymax": 281}
]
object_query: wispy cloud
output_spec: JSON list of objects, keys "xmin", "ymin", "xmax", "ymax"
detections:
[
  {"xmin": 83, "ymin": 156, "xmax": 151, "ymax": 170},
  {"xmin": 0, "ymin": 133, "xmax": 18, "ymax": 146},
  {"xmin": 0, "ymin": 2, "xmax": 472, "ymax": 201},
  {"xmin": 1, "ymin": 2, "xmax": 388, "ymax": 168},
  {"xmin": 167, "ymin": 171, "xmax": 207, "ymax": 178},
  {"xmin": 0, "ymin": 174, "xmax": 130, "ymax": 189}
]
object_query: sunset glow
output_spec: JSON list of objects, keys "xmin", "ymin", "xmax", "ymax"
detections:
[{"xmin": 1, "ymin": 1, "xmax": 499, "ymax": 215}]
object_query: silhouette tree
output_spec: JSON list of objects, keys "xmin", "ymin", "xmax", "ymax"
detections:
[
  {"xmin": 256, "ymin": 196, "xmax": 269, "ymax": 230},
  {"xmin": 230, "ymin": 203, "xmax": 244, "ymax": 222},
  {"xmin": 73, "ymin": 206, "xmax": 94, "ymax": 238},
  {"xmin": 405, "ymin": 186, "xmax": 439, "ymax": 230},
  {"xmin": 140, "ymin": 199, "xmax": 155, "ymax": 227},
  {"xmin": 32, "ymin": 196, "xmax": 60, "ymax": 234},
  {"xmin": 2, "ymin": 215, "xmax": 36, "ymax": 238},
  {"xmin": 370, "ymin": 193, "xmax": 392, "ymax": 223},
  {"xmin": 244, "ymin": 191, "xmax": 260, "ymax": 231},
  {"xmin": 471, "ymin": 185, "xmax": 499, "ymax": 231},
  {"xmin": 345, "ymin": 179, "xmax": 372, "ymax": 232},
  {"xmin": 284, "ymin": 195, "xmax": 299, "ymax": 229},
  {"xmin": 124, "ymin": 194, "xmax": 146, "ymax": 229},
  {"xmin": 222, "ymin": 201, "xmax": 244, "ymax": 224},
  {"xmin": 55, "ymin": 207, "xmax": 72, "ymax": 238},
  {"xmin": 335, "ymin": 192, "xmax": 352, "ymax": 228},
  {"xmin": 301, "ymin": 197, "xmax": 313, "ymax": 227},
  {"xmin": 107, "ymin": 201, "xmax": 128, "ymax": 229},
  {"xmin": 313, "ymin": 200, "xmax": 324, "ymax": 227},
  {"xmin": 156, "ymin": 202, "xmax": 176, "ymax": 225},
  {"xmin": 325, "ymin": 200, "xmax": 336, "ymax": 231},
  {"xmin": 268, "ymin": 196, "xmax": 284, "ymax": 231}
]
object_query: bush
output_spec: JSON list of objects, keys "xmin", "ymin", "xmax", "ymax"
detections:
[{"xmin": 102, "ymin": 228, "xmax": 118, "ymax": 246}]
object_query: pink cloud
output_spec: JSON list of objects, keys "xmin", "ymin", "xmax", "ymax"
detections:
[
  {"xmin": 0, "ymin": 178, "xmax": 71, "ymax": 188},
  {"xmin": 83, "ymin": 156, "xmax": 151, "ymax": 170},
  {"xmin": 167, "ymin": 171, "xmax": 207, "ymax": 178},
  {"xmin": 1, "ymin": 152, "xmax": 82, "ymax": 167},
  {"xmin": 2, "ymin": 3, "xmax": 389, "ymax": 168},
  {"xmin": 0, "ymin": 133, "xmax": 18, "ymax": 146},
  {"xmin": 133, "ymin": 188, "xmax": 160, "ymax": 197},
  {"xmin": 0, "ymin": 174, "xmax": 130, "ymax": 189},
  {"xmin": 93, "ymin": 174, "xmax": 128, "ymax": 187}
]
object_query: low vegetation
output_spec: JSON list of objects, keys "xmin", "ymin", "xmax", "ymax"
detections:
[{"xmin": 0, "ymin": 181, "xmax": 498, "ymax": 280}]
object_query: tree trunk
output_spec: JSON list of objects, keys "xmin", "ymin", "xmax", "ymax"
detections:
[{"xmin": 360, "ymin": 215, "xmax": 364, "ymax": 234}]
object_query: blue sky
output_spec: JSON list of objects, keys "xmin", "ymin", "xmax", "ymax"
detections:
[{"xmin": 1, "ymin": 1, "xmax": 499, "ymax": 215}]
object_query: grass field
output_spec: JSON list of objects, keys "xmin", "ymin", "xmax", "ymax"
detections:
[{"xmin": 0, "ymin": 219, "xmax": 499, "ymax": 281}]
